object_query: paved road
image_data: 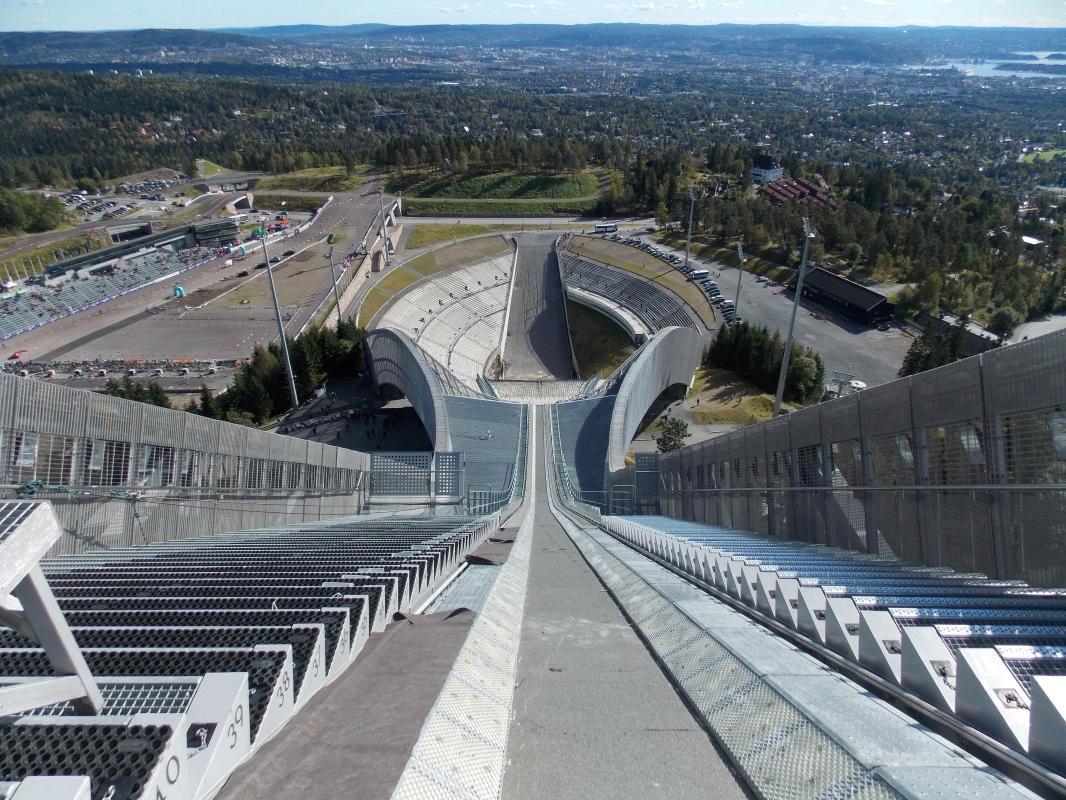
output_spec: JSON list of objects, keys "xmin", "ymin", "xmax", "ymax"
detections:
[
  {"xmin": 4, "ymin": 180, "xmax": 391, "ymax": 362},
  {"xmin": 642, "ymin": 236, "xmax": 910, "ymax": 387},
  {"xmin": 502, "ymin": 233, "xmax": 576, "ymax": 380},
  {"xmin": 1011, "ymin": 312, "xmax": 1066, "ymax": 343},
  {"xmin": 405, "ymin": 215, "xmax": 654, "ymax": 229}
]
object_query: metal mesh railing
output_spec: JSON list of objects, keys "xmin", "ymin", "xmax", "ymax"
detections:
[
  {"xmin": 0, "ymin": 373, "xmax": 370, "ymax": 554},
  {"xmin": 648, "ymin": 330, "xmax": 1066, "ymax": 586}
]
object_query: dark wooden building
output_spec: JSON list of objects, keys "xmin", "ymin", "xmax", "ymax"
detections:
[{"xmin": 789, "ymin": 267, "xmax": 894, "ymax": 324}]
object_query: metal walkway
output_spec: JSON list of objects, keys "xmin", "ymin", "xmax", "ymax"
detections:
[{"xmin": 500, "ymin": 408, "xmax": 748, "ymax": 800}]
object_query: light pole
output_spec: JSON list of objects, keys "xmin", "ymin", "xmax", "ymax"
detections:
[
  {"xmin": 772, "ymin": 218, "xmax": 816, "ymax": 418},
  {"xmin": 260, "ymin": 236, "xmax": 299, "ymax": 410},
  {"xmin": 376, "ymin": 187, "xmax": 390, "ymax": 267},
  {"xmin": 684, "ymin": 185, "xmax": 696, "ymax": 271},
  {"xmin": 326, "ymin": 246, "xmax": 343, "ymax": 329},
  {"xmin": 733, "ymin": 241, "xmax": 747, "ymax": 324}
]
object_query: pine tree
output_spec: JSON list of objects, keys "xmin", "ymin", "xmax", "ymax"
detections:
[
  {"xmin": 656, "ymin": 417, "xmax": 689, "ymax": 453},
  {"xmin": 198, "ymin": 384, "xmax": 219, "ymax": 419}
]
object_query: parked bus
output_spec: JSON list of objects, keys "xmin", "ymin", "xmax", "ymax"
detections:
[
  {"xmin": 689, "ymin": 269, "xmax": 709, "ymax": 280},
  {"xmin": 594, "ymin": 222, "xmax": 619, "ymax": 234}
]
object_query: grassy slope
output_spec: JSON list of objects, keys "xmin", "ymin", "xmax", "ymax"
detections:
[
  {"xmin": 566, "ymin": 299, "xmax": 636, "ymax": 379},
  {"xmin": 259, "ymin": 166, "xmax": 366, "ymax": 192},
  {"xmin": 1020, "ymin": 149, "xmax": 1066, "ymax": 163},
  {"xmin": 688, "ymin": 366, "xmax": 778, "ymax": 426},
  {"xmin": 405, "ymin": 224, "xmax": 495, "ymax": 249},
  {"xmin": 0, "ymin": 234, "xmax": 103, "ymax": 275},
  {"xmin": 358, "ymin": 287, "xmax": 392, "ymax": 327},
  {"xmin": 656, "ymin": 231, "xmax": 796, "ymax": 283},
  {"xmin": 390, "ymin": 169, "xmax": 607, "ymax": 217}
]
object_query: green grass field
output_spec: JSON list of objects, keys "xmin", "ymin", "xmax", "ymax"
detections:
[
  {"xmin": 388, "ymin": 168, "xmax": 608, "ymax": 217},
  {"xmin": 402, "ymin": 196, "xmax": 600, "ymax": 217},
  {"xmin": 405, "ymin": 224, "xmax": 496, "ymax": 249},
  {"xmin": 1020, "ymin": 148, "xmax": 1066, "ymax": 164},
  {"xmin": 199, "ymin": 159, "xmax": 228, "ymax": 176},
  {"xmin": 566, "ymin": 300, "xmax": 636, "ymax": 378},
  {"xmin": 259, "ymin": 166, "xmax": 366, "ymax": 192},
  {"xmin": 405, "ymin": 171, "xmax": 601, "ymax": 200}
]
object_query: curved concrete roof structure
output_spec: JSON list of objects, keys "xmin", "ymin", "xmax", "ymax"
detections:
[
  {"xmin": 364, "ymin": 328, "xmax": 454, "ymax": 452},
  {"xmin": 606, "ymin": 326, "xmax": 704, "ymax": 472}
]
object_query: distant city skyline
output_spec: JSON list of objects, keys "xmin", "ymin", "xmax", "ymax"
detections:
[{"xmin": 5, "ymin": 0, "xmax": 1065, "ymax": 32}]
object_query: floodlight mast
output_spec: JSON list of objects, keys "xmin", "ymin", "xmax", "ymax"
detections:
[
  {"xmin": 326, "ymin": 246, "xmax": 343, "ymax": 329},
  {"xmin": 377, "ymin": 187, "xmax": 390, "ymax": 266},
  {"xmin": 772, "ymin": 218, "xmax": 816, "ymax": 418},
  {"xmin": 734, "ymin": 242, "xmax": 748, "ymax": 323},
  {"xmin": 683, "ymin": 185, "xmax": 696, "ymax": 270},
  {"xmin": 260, "ymin": 236, "xmax": 300, "ymax": 410}
]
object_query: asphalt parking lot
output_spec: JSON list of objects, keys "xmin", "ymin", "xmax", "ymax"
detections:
[{"xmin": 639, "ymin": 235, "xmax": 910, "ymax": 387}]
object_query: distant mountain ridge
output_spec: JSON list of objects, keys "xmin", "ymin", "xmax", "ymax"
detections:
[
  {"xmin": 0, "ymin": 23, "xmax": 1062, "ymax": 67},
  {"xmin": 0, "ymin": 28, "xmax": 256, "ymax": 52},
  {"xmin": 213, "ymin": 23, "xmax": 389, "ymax": 38}
]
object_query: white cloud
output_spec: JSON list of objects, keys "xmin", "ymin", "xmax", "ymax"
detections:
[{"xmin": 21, "ymin": 0, "xmax": 46, "ymax": 5}]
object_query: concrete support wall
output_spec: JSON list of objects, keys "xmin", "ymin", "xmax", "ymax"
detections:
[{"xmin": 606, "ymin": 326, "xmax": 704, "ymax": 473}]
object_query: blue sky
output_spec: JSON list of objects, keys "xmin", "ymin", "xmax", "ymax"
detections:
[{"xmin": 6, "ymin": 0, "xmax": 1065, "ymax": 31}]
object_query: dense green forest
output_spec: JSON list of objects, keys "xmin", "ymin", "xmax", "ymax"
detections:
[
  {"xmin": 0, "ymin": 188, "xmax": 65, "ymax": 234},
  {"xmin": 689, "ymin": 155, "xmax": 1065, "ymax": 327},
  {"xmin": 707, "ymin": 322, "xmax": 826, "ymax": 405},
  {"xmin": 188, "ymin": 322, "xmax": 365, "ymax": 426},
  {"xmin": 0, "ymin": 68, "xmax": 1062, "ymax": 327}
]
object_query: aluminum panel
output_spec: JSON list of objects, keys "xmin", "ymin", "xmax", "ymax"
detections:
[
  {"xmin": 982, "ymin": 330, "xmax": 1066, "ymax": 417},
  {"xmin": 14, "ymin": 380, "xmax": 87, "ymax": 437}
]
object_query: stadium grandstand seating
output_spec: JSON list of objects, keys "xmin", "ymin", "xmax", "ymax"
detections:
[
  {"xmin": 606, "ymin": 516, "xmax": 1066, "ymax": 770},
  {"xmin": 375, "ymin": 254, "xmax": 513, "ymax": 388},
  {"xmin": 0, "ymin": 503, "xmax": 496, "ymax": 799},
  {"xmin": 557, "ymin": 251, "xmax": 698, "ymax": 332},
  {"xmin": 0, "ymin": 247, "xmax": 217, "ymax": 341}
]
